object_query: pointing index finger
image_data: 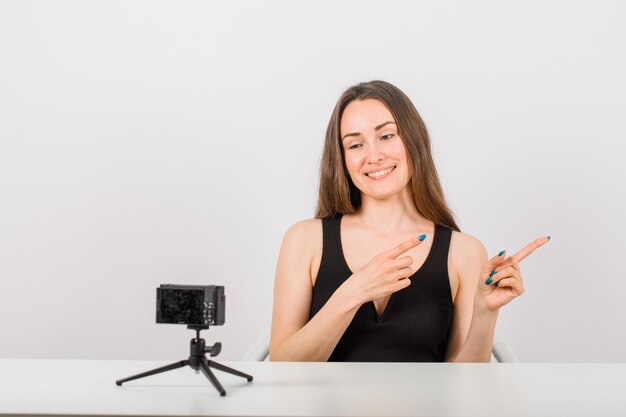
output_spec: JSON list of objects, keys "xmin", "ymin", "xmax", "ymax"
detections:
[
  {"xmin": 386, "ymin": 234, "xmax": 426, "ymax": 259},
  {"xmin": 512, "ymin": 236, "xmax": 550, "ymax": 262}
]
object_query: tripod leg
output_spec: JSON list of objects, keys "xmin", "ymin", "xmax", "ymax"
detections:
[
  {"xmin": 199, "ymin": 358, "xmax": 226, "ymax": 396},
  {"xmin": 116, "ymin": 360, "xmax": 189, "ymax": 386},
  {"xmin": 207, "ymin": 360, "xmax": 254, "ymax": 382}
]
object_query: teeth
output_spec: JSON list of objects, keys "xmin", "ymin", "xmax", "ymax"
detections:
[{"xmin": 367, "ymin": 167, "xmax": 394, "ymax": 178}]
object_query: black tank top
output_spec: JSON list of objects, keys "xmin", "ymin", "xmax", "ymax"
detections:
[{"xmin": 310, "ymin": 214, "xmax": 454, "ymax": 362}]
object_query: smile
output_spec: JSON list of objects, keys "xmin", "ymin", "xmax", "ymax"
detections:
[{"xmin": 365, "ymin": 166, "xmax": 396, "ymax": 179}]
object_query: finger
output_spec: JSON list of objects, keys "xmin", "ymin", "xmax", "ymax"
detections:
[
  {"xmin": 393, "ymin": 277, "xmax": 412, "ymax": 292},
  {"xmin": 386, "ymin": 236, "xmax": 424, "ymax": 259},
  {"xmin": 511, "ymin": 257, "xmax": 521, "ymax": 273},
  {"xmin": 512, "ymin": 236, "xmax": 550, "ymax": 263},
  {"xmin": 492, "ymin": 277, "xmax": 525, "ymax": 296},
  {"xmin": 481, "ymin": 250, "xmax": 508, "ymax": 277},
  {"xmin": 394, "ymin": 256, "xmax": 414, "ymax": 269},
  {"xmin": 390, "ymin": 266, "xmax": 414, "ymax": 281},
  {"xmin": 498, "ymin": 256, "xmax": 520, "ymax": 272},
  {"xmin": 487, "ymin": 266, "xmax": 521, "ymax": 286}
]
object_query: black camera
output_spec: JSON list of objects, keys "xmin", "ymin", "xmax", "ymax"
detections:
[{"xmin": 156, "ymin": 284, "xmax": 225, "ymax": 326}]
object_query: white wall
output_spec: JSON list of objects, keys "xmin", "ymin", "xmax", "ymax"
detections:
[{"xmin": 1, "ymin": 0, "xmax": 624, "ymax": 362}]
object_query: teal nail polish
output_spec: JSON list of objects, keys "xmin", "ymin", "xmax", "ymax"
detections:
[
  {"xmin": 418, "ymin": 234, "xmax": 427, "ymax": 241},
  {"xmin": 490, "ymin": 269, "xmax": 497, "ymax": 278},
  {"xmin": 547, "ymin": 236, "xmax": 551, "ymax": 241},
  {"xmin": 485, "ymin": 277, "xmax": 493, "ymax": 285},
  {"xmin": 498, "ymin": 250, "xmax": 505, "ymax": 257}
]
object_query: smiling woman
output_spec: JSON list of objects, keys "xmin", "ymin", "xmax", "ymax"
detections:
[
  {"xmin": 269, "ymin": 80, "xmax": 548, "ymax": 362},
  {"xmin": 341, "ymin": 102, "xmax": 417, "ymax": 207}
]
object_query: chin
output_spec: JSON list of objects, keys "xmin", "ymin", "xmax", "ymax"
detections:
[
  {"xmin": 356, "ymin": 180, "xmax": 412, "ymax": 201},
  {"xmin": 361, "ymin": 187, "xmax": 406, "ymax": 201}
]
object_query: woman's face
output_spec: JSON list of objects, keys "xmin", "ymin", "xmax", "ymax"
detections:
[{"xmin": 340, "ymin": 98, "xmax": 411, "ymax": 201}]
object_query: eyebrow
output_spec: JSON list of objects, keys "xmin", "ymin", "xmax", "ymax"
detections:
[{"xmin": 341, "ymin": 121, "xmax": 396, "ymax": 141}]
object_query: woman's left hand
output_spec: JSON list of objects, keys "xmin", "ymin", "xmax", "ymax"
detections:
[{"xmin": 477, "ymin": 236, "xmax": 550, "ymax": 312}]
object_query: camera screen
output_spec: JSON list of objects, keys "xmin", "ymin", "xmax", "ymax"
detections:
[{"xmin": 158, "ymin": 289, "xmax": 206, "ymax": 325}]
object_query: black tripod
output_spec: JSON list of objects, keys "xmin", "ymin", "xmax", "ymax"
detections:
[{"xmin": 115, "ymin": 325, "xmax": 253, "ymax": 396}]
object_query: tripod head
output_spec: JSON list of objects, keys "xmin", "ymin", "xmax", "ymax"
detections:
[
  {"xmin": 187, "ymin": 325, "xmax": 221, "ymax": 357},
  {"xmin": 188, "ymin": 324, "xmax": 209, "ymax": 338}
]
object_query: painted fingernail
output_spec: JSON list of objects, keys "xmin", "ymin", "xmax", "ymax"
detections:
[
  {"xmin": 498, "ymin": 250, "xmax": 506, "ymax": 257},
  {"xmin": 485, "ymin": 277, "xmax": 493, "ymax": 285},
  {"xmin": 490, "ymin": 269, "xmax": 497, "ymax": 278},
  {"xmin": 547, "ymin": 236, "xmax": 551, "ymax": 241},
  {"xmin": 418, "ymin": 234, "xmax": 427, "ymax": 241},
  {"xmin": 495, "ymin": 282, "xmax": 499, "ymax": 287}
]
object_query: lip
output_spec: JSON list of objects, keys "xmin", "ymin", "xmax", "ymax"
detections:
[{"xmin": 364, "ymin": 165, "xmax": 396, "ymax": 180}]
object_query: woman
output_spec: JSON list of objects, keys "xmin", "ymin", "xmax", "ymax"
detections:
[{"xmin": 270, "ymin": 80, "xmax": 548, "ymax": 362}]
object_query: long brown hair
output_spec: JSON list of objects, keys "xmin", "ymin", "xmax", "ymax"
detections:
[{"xmin": 315, "ymin": 80, "xmax": 459, "ymax": 232}]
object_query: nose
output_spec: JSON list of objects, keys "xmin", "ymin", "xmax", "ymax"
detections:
[{"xmin": 366, "ymin": 141, "xmax": 384, "ymax": 164}]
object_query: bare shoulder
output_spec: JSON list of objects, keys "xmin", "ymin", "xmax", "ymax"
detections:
[
  {"xmin": 282, "ymin": 218, "xmax": 323, "ymax": 250},
  {"xmin": 277, "ymin": 218, "xmax": 324, "ymax": 288},
  {"xmin": 449, "ymin": 231, "xmax": 487, "ymax": 264},
  {"xmin": 283, "ymin": 219, "xmax": 323, "ymax": 285},
  {"xmin": 280, "ymin": 219, "xmax": 323, "ymax": 268},
  {"xmin": 285, "ymin": 218, "xmax": 322, "ymax": 235},
  {"xmin": 449, "ymin": 231, "xmax": 488, "ymax": 286}
]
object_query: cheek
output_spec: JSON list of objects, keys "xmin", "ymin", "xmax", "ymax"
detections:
[
  {"xmin": 391, "ymin": 143, "xmax": 410, "ymax": 167},
  {"xmin": 391, "ymin": 142, "xmax": 411, "ymax": 177},
  {"xmin": 391, "ymin": 142, "xmax": 408, "ymax": 160},
  {"xmin": 344, "ymin": 153, "xmax": 363, "ymax": 176}
]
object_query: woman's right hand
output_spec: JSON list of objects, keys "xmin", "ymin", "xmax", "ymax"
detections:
[{"xmin": 338, "ymin": 236, "xmax": 425, "ymax": 309}]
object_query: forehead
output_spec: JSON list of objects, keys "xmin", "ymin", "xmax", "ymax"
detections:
[{"xmin": 340, "ymin": 99, "xmax": 395, "ymax": 135}]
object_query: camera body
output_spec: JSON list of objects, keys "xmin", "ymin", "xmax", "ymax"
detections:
[{"xmin": 156, "ymin": 284, "xmax": 225, "ymax": 326}]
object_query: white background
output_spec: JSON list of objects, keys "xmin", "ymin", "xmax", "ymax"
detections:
[{"xmin": 1, "ymin": 0, "xmax": 624, "ymax": 362}]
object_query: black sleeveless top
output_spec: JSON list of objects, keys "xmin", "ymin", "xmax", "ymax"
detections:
[{"xmin": 309, "ymin": 214, "xmax": 454, "ymax": 362}]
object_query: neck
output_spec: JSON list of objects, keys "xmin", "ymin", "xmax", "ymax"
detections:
[{"xmin": 355, "ymin": 186, "xmax": 428, "ymax": 233}]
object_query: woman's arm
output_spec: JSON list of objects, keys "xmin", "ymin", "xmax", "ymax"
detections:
[
  {"xmin": 446, "ymin": 232, "xmax": 549, "ymax": 362},
  {"xmin": 269, "ymin": 220, "xmax": 361, "ymax": 361},
  {"xmin": 445, "ymin": 232, "xmax": 495, "ymax": 362}
]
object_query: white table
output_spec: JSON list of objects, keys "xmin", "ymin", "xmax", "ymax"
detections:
[{"xmin": 1, "ymin": 359, "xmax": 625, "ymax": 416}]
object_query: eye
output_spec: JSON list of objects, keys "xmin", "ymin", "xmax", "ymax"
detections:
[
  {"xmin": 348, "ymin": 143, "xmax": 363, "ymax": 150},
  {"xmin": 381, "ymin": 134, "xmax": 395, "ymax": 141}
]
